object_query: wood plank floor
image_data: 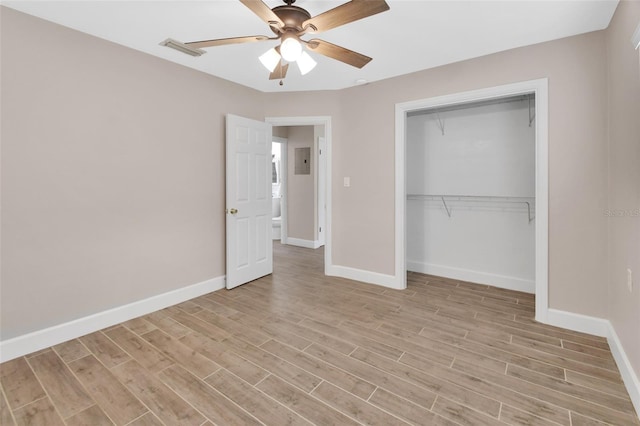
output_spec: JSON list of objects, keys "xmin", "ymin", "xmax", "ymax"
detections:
[{"xmin": 1, "ymin": 243, "xmax": 638, "ymax": 425}]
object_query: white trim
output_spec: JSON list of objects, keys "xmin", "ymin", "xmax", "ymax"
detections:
[
  {"xmin": 395, "ymin": 79, "xmax": 549, "ymax": 318},
  {"xmin": 533, "ymin": 80, "xmax": 550, "ymax": 324},
  {"xmin": 317, "ymin": 136, "xmax": 326, "ymax": 246},
  {"xmin": 281, "ymin": 138, "xmax": 289, "ymax": 244},
  {"xmin": 265, "ymin": 116, "xmax": 332, "ymax": 275},
  {"xmin": 327, "ymin": 265, "xmax": 399, "ymax": 289},
  {"xmin": 272, "ymin": 136, "xmax": 288, "ymax": 244},
  {"xmin": 286, "ymin": 237, "xmax": 322, "ymax": 249},
  {"xmin": 395, "ymin": 100, "xmax": 408, "ymax": 290},
  {"xmin": 0, "ymin": 276, "xmax": 225, "ymax": 362},
  {"xmin": 546, "ymin": 308, "xmax": 609, "ymax": 337},
  {"xmin": 544, "ymin": 309, "xmax": 640, "ymax": 420},
  {"xmin": 608, "ymin": 325, "xmax": 640, "ymax": 418},
  {"xmin": 407, "ymin": 261, "xmax": 535, "ymax": 294}
]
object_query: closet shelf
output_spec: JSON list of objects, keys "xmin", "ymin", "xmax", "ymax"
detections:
[{"xmin": 406, "ymin": 194, "xmax": 535, "ymax": 223}]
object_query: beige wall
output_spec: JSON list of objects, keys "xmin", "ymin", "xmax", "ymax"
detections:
[
  {"xmin": 286, "ymin": 126, "xmax": 316, "ymax": 241},
  {"xmin": 272, "ymin": 126, "xmax": 289, "ymax": 139},
  {"xmin": 606, "ymin": 0, "xmax": 640, "ymax": 377},
  {"xmin": 0, "ymin": 8, "xmax": 264, "ymax": 339},
  {"xmin": 3, "ymin": 5, "xmax": 638, "ymax": 386},
  {"xmin": 266, "ymin": 31, "xmax": 610, "ymax": 318},
  {"xmin": 356, "ymin": 33, "xmax": 609, "ymax": 317}
]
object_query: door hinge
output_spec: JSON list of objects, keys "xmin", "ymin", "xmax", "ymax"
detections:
[{"xmin": 319, "ymin": 227, "xmax": 322, "ymax": 232}]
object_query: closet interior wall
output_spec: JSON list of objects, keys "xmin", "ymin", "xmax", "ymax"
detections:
[{"xmin": 406, "ymin": 96, "xmax": 536, "ymax": 292}]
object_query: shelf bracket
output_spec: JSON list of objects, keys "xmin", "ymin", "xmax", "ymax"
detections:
[
  {"xmin": 435, "ymin": 113, "xmax": 445, "ymax": 136},
  {"xmin": 528, "ymin": 94, "xmax": 535, "ymax": 127},
  {"xmin": 441, "ymin": 196, "xmax": 452, "ymax": 218},
  {"xmin": 525, "ymin": 201, "xmax": 535, "ymax": 223}
]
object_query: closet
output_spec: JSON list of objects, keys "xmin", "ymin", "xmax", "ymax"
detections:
[{"xmin": 406, "ymin": 94, "xmax": 536, "ymax": 293}]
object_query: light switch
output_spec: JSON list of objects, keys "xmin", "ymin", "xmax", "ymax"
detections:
[{"xmin": 343, "ymin": 177, "xmax": 350, "ymax": 187}]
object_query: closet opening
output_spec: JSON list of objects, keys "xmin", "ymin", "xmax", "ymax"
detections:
[
  {"xmin": 395, "ymin": 79, "xmax": 549, "ymax": 322},
  {"xmin": 407, "ymin": 94, "xmax": 536, "ymax": 293}
]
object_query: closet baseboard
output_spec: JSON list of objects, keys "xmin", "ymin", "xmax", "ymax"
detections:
[{"xmin": 407, "ymin": 260, "xmax": 535, "ymax": 293}]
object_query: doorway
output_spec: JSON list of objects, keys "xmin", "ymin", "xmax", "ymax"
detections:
[
  {"xmin": 271, "ymin": 136, "xmax": 287, "ymax": 242},
  {"xmin": 266, "ymin": 116, "xmax": 331, "ymax": 275},
  {"xmin": 395, "ymin": 79, "xmax": 550, "ymax": 322}
]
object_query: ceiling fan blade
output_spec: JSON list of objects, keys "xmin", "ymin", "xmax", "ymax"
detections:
[
  {"xmin": 185, "ymin": 35, "xmax": 271, "ymax": 49},
  {"xmin": 240, "ymin": 0, "xmax": 284, "ymax": 29},
  {"xmin": 306, "ymin": 39, "xmax": 372, "ymax": 68},
  {"xmin": 269, "ymin": 62, "xmax": 289, "ymax": 80},
  {"xmin": 303, "ymin": 0, "xmax": 389, "ymax": 34}
]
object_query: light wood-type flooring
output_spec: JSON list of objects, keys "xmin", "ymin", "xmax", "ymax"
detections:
[{"xmin": 1, "ymin": 243, "xmax": 638, "ymax": 425}]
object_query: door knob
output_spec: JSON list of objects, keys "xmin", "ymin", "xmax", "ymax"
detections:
[{"xmin": 228, "ymin": 208, "xmax": 238, "ymax": 215}]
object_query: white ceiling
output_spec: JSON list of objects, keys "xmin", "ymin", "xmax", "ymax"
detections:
[{"xmin": 3, "ymin": 1, "xmax": 618, "ymax": 93}]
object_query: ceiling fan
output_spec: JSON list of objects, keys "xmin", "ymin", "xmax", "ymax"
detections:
[{"xmin": 174, "ymin": 0, "xmax": 390, "ymax": 83}]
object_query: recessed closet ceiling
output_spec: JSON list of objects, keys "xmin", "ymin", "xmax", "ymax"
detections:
[{"xmin": 3, "ymin": 1, "xmax": 618, "ymax": 93}]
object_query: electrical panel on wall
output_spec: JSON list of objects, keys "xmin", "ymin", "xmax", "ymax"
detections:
[{"xmin": 294, "ymin": 147, "xmax": 311, "ymax": 175}]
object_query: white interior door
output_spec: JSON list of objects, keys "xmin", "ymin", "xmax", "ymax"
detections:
[{"xmin": 226, "ymin": 114, "xmax": 273, "ymax": 289}]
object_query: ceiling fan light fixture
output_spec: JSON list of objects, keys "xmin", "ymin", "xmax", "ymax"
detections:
[
  {"xmin": 297, "ymin": 51, "xmax": 317, "ymax": 75},
  {"xmin": 280, "ymin": 34, "xmax": 302, "ymax": 62},
  {"xmin": 259, "ymin": 47, "xmax": 281, "ymax": 72}
]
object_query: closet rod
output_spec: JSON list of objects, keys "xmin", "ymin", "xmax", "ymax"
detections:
[{"xmin": 406, "ymin": 94, "xmax": 535, "ymax": 117}]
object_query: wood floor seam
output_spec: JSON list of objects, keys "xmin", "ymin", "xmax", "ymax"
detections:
[
  {"xmin": 1, "ymin": 243, "xmax": 637, "ymax": 426},
  {"xmin": 22, "ymin": 356, "xmax": 74, "ymax": 423},
  {"xmin": 5, "ymin": 394, "xmax": 49, "ymax": 414}
]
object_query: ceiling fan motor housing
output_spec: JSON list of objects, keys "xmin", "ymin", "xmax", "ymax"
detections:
[{"xmin": 271, "ymin": 5, "xmax": 312, "ymax": 34}]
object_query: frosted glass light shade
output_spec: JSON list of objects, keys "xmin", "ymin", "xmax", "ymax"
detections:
[
  {"xmin": 259, "ymin": 48, "xmax": 281, "ymax": 72},
  {"xmin": 296, "ymin": 51, "xmax": 317, "ymax": 75},
  {"xmin": 280, "ymin": 37, "xmax": 302, "ymax": 62}
]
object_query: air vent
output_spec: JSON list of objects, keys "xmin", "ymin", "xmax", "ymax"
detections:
[{"xmin": 160, "ymin": 38, "xmax": 206, "ymax": 57}]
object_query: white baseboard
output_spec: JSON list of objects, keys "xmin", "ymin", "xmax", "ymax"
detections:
[
  {"xmin": 0, "ymin": 276, "xmax": 225, "ymax": 362},
  {"xmin": 327, "ymin": 265, "xmax": 403, "ymax": 289},
  {"xmin": 544, "ymin": 308, "xmax": 610, "ymax": 337},
  {"xmin": 542, "ymin": 308, "xmax": 639, "ymax": 420},
  {"xmin": 286, "ymin": 237, "xmax": 322, "ymax": 249},
  {"xmin": 407, "ymin": 260, "xmax": 535, "ymax": 294},
  {"xmin": 607, "ymin": 324, "xmax": 640, "ymax": 419}
]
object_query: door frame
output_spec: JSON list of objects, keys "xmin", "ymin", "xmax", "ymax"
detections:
[
  {"xmin": 317, "ymin": 136, "xmax": 326, "ymax": 247},
  {"xmin": 395, "ymin": 79, "xmax": 549, "ymax": 323},
  {"xmin": 272, "ymin": 136, "xmax": 288, "ymax": 243},
  {"xmin": 266, "ymin": 116, "xmax": 331, "ymax": 273}
]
